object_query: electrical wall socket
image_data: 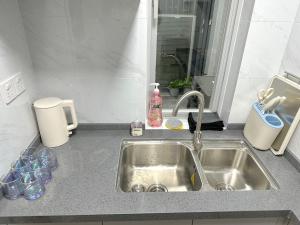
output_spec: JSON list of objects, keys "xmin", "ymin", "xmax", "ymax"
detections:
[
  {"xmin": 0, "ymin": 76, "xmax": 16, "ymax": 104},
  {"xmin": 0, "ymin": 72, "xmax": 26, "ymax": 105},
  {"xmin": 13, "ymin": 72, "xmax": 26, "ymax": 96}
]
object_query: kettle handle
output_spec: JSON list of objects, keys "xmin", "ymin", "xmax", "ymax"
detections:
[{"xmin": 61, "ymin": 100, "xmax": 78, "ymax": 131}]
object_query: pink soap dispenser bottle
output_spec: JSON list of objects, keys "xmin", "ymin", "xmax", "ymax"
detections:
[{"xmin": 148, "ymin": 83, "xmax": 163, "ymax": 127}]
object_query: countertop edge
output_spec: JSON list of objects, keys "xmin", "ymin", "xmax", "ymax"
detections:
[{"xmin": 0, "ymin": 210, "xmax": 295, "ymax": 223}]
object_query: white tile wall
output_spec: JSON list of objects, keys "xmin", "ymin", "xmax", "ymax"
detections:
[
  {"xmin": 0, "ymin": 0, "xmax": 37, "ymax": 175},
  {"xmin": 0, "ymin": 0, "xmax": 148, "ymax": 174},
  {"xmin": 18, "ymin": 0, "xmax": 148, "ymax": 123},
  {"xmin": 281, "ymin": 23, "xmax": 300, "ymax": 76},
  {"xmin": 227, "ymin": 77, "xmax": 272, "ymax": 122},
  {"xmin": 281, "ymin": 6, "xmax": 300, "ymax": 160},
  {"xmin": 228, "ymin": 0, "xmax": 300, "ymax": 123},
  {"xmin": 296, "ymin": 5, "xmax": 300, "ymax": 22},
  {"xmin": 239, "ymin": 22, "xmax": 293, "ymax": 78},
  {"xmin": 251, "ymin": 0, "xmax": 300, "ymax": 22}
]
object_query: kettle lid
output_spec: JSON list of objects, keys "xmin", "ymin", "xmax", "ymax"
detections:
[{"xmin": 34, "ymin": 97, "xmax": 62, "ymax": 109}]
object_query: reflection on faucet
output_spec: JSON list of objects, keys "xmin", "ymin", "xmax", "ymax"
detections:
[{"xmin": 172, "ymin": 91, "xmax": 205, "ymax": 152}]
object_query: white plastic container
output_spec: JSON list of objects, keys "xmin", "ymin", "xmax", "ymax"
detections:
[{"xmin": 244, "ymin": 103, "xmax": 284, "ymax": 150}]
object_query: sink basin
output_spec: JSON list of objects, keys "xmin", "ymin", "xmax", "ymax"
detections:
[
  {"xmin": 116, "ymin": 139, "xmax": 278, "ymax": 193},
  {"xmin": 199, "ymin": 140, "xmax": 278, "ymax": 191},
  {"xmin": 117, "ymin": 141, "xmax": 202, "ymax": 192}
]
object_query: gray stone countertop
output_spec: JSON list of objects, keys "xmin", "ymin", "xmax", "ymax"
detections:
[{"xmin": 0, "ymin": 129, "xmax": 299, "ymax": 223}]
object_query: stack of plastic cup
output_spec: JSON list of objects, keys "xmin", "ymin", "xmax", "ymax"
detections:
[{"xmin": 0, "ymin": 146, "xmax": 58, "ymax": 200}]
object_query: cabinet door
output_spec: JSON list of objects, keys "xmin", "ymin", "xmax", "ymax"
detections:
[
  {"xmin": 104, "ymin": 220, "xmax": 192, "ymax": 225},
  {"xmin": 194, "ymin": 217, "xmax": 287, "ymax": 225},
  {"xmin": 11, "ymin": 223, "xmax": 101, "ymax": 225}
]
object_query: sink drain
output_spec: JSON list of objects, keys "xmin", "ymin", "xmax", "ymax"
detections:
[
  {"xmin": 147, "ymin": 184, "xmax": 168, "ymax": 192},
  {"xmin": 215, "ymin": 183, "xmax": 235, "ymax": 191},
  {"xmin": 131, "ymin": 184, "xmax": 146, "ymax": 192}
]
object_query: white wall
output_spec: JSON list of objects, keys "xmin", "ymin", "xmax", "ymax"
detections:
[
  {"xmin": 18, "ymin": 0, "xmax": 148, "ymax": 123},
  {"xmin": 0, "ymin": 0, "xmax": 37, "ymax": 175},
  {"xmin": 228, "ymin": 0, "xmax": 300, "ymax": 123},
  {"xmin": 281, "ymin": 6, "xmax": 300, "ymax": 75},
  {"xmin": 227, "ymin": 0, "xmax": 300, "ymax": 160},
  {"xmin": 281, "ymin": 6, "xmax": 300, "ymax": 160}
]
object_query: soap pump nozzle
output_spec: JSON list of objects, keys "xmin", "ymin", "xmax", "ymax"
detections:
[
  {"xmin": 150, "ymin": 83, "xmax": 160, "ymax": 89},
  {"xmin": 150, "ymin": 83, "xmax": 160, "ymax": 95}
]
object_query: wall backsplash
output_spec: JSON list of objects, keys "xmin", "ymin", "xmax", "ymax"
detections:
[
  {"xmin": 0, "ymin": 0, "xmax": 37, "ymax": 175},
  {"xmin": 281, "ymin": 6, "xmax": 300, "ymax": 160},
  {"xmin": 18, "ymin": 0, "xmax": 148, "ymax": 123},
  {"xmin": 228, "ymin": 0, "xmax": 300, "ymax": 123}
]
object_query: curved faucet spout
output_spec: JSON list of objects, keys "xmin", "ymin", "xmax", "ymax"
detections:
[
  {"xmin": 172, "ymin": 90, "xmax": 205, "ymax": 152},
  {"xmin": 161, "ymin": 53, "xmax": 186, "ymax": 79}
]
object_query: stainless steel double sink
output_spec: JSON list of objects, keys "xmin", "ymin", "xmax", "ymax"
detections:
[{"xmin": 116, "ymin": 140, "xmax": 278, "ymax": 192}]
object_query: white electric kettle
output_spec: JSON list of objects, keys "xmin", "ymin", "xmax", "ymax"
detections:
[{"xmin": 33, "ymin": 97, "xmax": 78, "ymax": 147}]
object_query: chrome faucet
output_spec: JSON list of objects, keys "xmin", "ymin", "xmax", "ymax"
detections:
[{"xmin": 172, "ymin": 91, "xmax": 205, "ymax": 152}]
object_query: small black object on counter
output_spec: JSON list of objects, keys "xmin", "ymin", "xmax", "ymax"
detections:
[{"xmin": 188, "ymin": 113, "xmax": 224, "ymax": 133}]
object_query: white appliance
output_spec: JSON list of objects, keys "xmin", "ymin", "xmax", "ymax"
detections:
[{"xmin": 33, "ymin": 97, "xmax": 78, "ymax": 147}]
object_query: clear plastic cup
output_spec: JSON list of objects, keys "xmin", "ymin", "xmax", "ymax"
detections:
[
  {"xmin": 21, "ymin": 148, "xmax": 52, "ymax": 184},
  {"xmin": 33, "ymin": 166, "xmax": 52, "ymax": 185},
  {"xmin": 0, "ymin": 170, "xmax": 24, "ymax": 200},
  {"xmin": 12, "ymin": 159, "xmax": 31, "ymax": 174},
  {"xmin": 21, "ymin": 171, "xmax": 45, "ymax": 200},
  {"xmin": 21, "ymin": 155, "xmax": 42, "ymax": 170},
  {"xmin": 35, "ymin": 148, "xmax": 58, "ymax": 171}
]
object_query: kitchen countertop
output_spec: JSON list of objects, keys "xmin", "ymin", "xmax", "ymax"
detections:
[{"xmin": 0, "ymin": 129, "xmax": 299, "ymax": 223}]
